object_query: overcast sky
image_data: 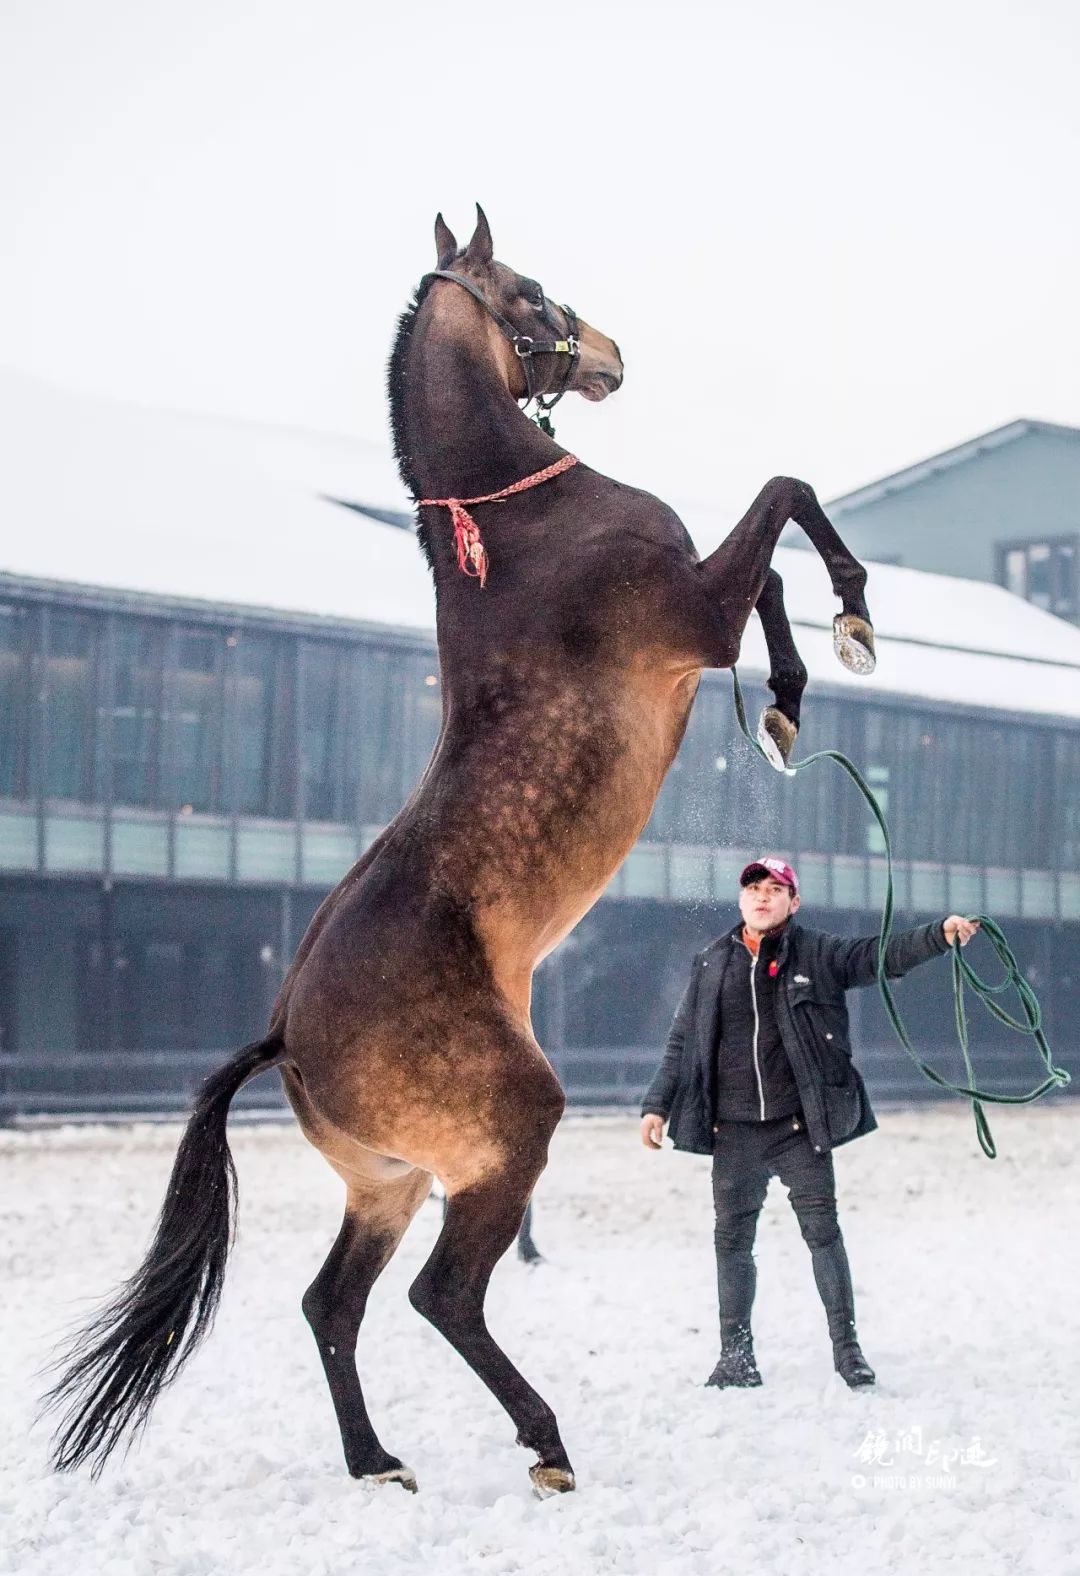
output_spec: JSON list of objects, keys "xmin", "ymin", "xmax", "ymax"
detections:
[{"xmin": 2, "ymin": 0, "xmax": 1078, "ymax": 520}]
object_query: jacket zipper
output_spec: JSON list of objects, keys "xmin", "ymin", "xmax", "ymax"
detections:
[{"xmin": 749, "ymin": 952, "xmax": 766, "ymax": 1120}]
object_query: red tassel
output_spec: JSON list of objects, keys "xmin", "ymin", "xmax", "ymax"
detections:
[{"xmin": 448, "ymin": 502, "xmax": 488, "ymax": 587}]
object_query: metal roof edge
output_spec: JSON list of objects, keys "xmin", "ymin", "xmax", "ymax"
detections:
[
  {"xmin": 322, "ymin": 496, "xmax": 415, "ymax": 531},
  {"xmin": 825, "ymin": 418, "xmax": 1080, "ymax": 515},
  {"xmin": 0, "ymin": 570, "xmax": 437, "ymax": 648}
]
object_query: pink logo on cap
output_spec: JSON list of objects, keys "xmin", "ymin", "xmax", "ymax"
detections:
[{"xmin": 739, "ymin": 856, "xmax": 799, "ymax": 896}]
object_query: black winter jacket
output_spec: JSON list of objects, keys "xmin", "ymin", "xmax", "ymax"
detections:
[
  {"xmin": 641, "ymin": 919, "xmax": 949, "ymax": 1157},
  {"xmin": 713, "ymin": 928, "xmax": 801, "ymax": 1121}
]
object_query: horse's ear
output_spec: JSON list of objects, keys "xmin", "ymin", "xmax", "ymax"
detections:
[
  {"xmin": 464, "ymin": 204, "xmax": 494, "ymax": 265},
  {"xmin": 434, "ymin": 213, "xmax": 457, "ymax": 270}
]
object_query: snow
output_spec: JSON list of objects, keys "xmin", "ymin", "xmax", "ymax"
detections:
[
  {"xmin": 4, "ymin": 366, "xmax": 1080, "ymax": 716},
  {"xmin": 0, "ymin": 366, "xmax": 434, "ymax": 635},
  {"xmin": 2, "ymin": 1107, "xmax": 1078, "ymax": 1575},
  {"xmin": 733, "ymin": 614, "xmax": 1080, "ymax": 720}
]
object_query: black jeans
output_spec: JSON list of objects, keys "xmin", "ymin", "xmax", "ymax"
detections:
[{"xmin": 711, "ymin": 1115, "xmax": 856, "ymax": 1342}]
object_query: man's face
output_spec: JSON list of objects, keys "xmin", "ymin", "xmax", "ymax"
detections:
[{"xmin": 739, "ymin": 876, "xmax": 799, "ymax": 933}]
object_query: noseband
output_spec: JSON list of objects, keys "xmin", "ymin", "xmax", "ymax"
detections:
[{"xmin": 424, "ymin": 269, "xmax": 580, "ymax": 435}]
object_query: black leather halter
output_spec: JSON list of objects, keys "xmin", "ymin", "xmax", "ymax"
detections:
[{"xmin": 424, "ymin": 268, "xmax": 580, "ymax": 432}]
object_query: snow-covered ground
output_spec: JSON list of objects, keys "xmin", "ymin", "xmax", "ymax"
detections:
[{"xmin": 2, "ymin": 1107, "xmax": 1077, "ymax": 1576}]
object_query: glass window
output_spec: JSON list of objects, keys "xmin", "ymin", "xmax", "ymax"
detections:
[
  {"xmin": 1054, "ymin": 733, "xmax": 1080, "ymax": 871},
  {"xmin": 996, "ymin": 537, "xmax": 1079, "ymax": 621},
  {"xmin": 1027, "ymin": 544, "xmax": 1052, "ymax": 609},
  {"xmin": 0, "ymin": 602, "xmax": 31, "ymax": 800},
  {"xmin": 0, "ymin": 927, "xmax": 18, "ymax": 1053},
  {"xmin": 646, "ymin": 678, "xmax": 876, "ymax": 858},
  {"xmin": 89, "ymin": 885, "xmax": 280, "ymax": 1054},
  {"xmin": 647, "ymin": 678, "xmax": 729, "ymax": 843},
  {"xmin": 44, "ymin": 610, "xmax": 100, "ymax": 801},
  {"xmin": 300, "ymin": 641, "xmax": 350, "ymax": 821},
  {"xmin": 259, "ymin": 638, "xmax": 297, "ymax": 820},
  {"xmin": 1004, "ymin": 548, "xmax": 1026, "ymax": 598},
  {"xmin": 99, "ymin": 935, "xmax": 203, "ymax": 1050},
  {"xmin": 1054, "ymin": 541, "xmax": 1077, "ymax": 618},
  {"xmin": 137, "ymin": 939, "xmax": 188, "ymax": 1050},
  {"xmin": 401, "ymin": 649, "xmax": 442, "ymax": 799},
  {"xmin": 785, "ymin": 694, "xmax": 866, "ymax": 854},
  {"xmin": 226, "ymin": 631, "xmax": 290, "ymax": 817},
  {"xmin": 352, "ymin": 645, "xmax": 441, "ymax": 824},
  {"xmin": 166, "ymin": 629, "xmax": 223, "ymax": 812},
  {"xmin": 865, "ymin": 765, "xmax": 889, "ymax": 855},
  {"xmin": 111, "ymin": 620, "xmax": 164, "ymax": 807},
  {"xmin": 639, "ymin": 680, "xmax": 1071, "ymax": 875}
]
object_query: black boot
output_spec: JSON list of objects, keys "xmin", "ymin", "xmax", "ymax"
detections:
[
  {"xmin": 831, "ymin": 1319, "xmax": 876, "ymax": 1388},
  {"xmin": 810, "ymin": 1236, "xmax": 876, "ymax": 1389},
  {"xmin": 707, "ymin": 1247, "xmax": 762, "ymax": 1387},
  {"xmin": 705, "ymin": 1321, "xmax": 762, "ymax": 1389}
]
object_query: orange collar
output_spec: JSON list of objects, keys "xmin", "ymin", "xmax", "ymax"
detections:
[{"xmin": 741, "ymin": 921, "xmax": 789, "ymax": 957}]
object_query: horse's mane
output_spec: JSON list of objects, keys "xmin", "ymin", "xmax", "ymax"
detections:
[{"xmin": 386, "ymin": 273, "xmax": 438, "ymax": 573}]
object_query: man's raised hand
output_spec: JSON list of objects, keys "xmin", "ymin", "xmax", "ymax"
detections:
[{"xmin": 944, "ymin": 915, "xmax": 981, "ymax": 947}]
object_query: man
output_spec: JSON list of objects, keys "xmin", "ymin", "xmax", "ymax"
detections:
[{"xmin": 640, "ymin": 856, "xmax": 979, "ymax": 1391}]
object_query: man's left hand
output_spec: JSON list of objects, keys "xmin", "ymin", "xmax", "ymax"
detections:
[{"xmin": 943, "ymin": 915, "xmax": 981, "ymax": 947}]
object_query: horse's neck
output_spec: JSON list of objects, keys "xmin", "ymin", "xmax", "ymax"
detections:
[{"xmin": 404, "ymin": 333, "xmax": 556, "ymax": 502}]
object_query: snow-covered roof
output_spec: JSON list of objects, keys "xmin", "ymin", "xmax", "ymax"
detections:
[
  {"xmin": 3, "ymin": 367, "xmax": 1079, "ymax": 722},
  {"xmin": 698, "ymin": 518, "xmax": 1080, "ymax": 722},
  {"xmin": 0, "ymin": 366, "xmax": 432, "ymax": 635}
]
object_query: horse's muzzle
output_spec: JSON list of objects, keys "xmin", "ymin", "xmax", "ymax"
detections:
[{"xmin": 579, "ymin": 368, "xmax": 623, "ymax": 402}]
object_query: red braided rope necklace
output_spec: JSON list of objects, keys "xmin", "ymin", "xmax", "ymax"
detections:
[{"xmin": 418, "ymin": 453, "xmax": 578, "ymax": 587}]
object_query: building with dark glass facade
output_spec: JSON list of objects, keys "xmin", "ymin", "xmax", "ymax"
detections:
[{"xmin": 2, "ymin": 372, "xmax": 1078, "ymax": 1114}]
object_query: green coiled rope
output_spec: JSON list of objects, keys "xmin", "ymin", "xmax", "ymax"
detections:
[{"xmin": 731, "ymin": 669, "xmax": 1072, "ymax": 1158}]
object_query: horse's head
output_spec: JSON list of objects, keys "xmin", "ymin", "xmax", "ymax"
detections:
[{"xmin": 429, "ymin": 206, "xmax": 624, "ymax": 408}]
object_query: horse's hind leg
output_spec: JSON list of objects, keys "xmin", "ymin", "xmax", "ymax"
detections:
[
  {"xmin": 755, "ymin": 567, "xmax": 808, "ymax": 769},
  {"xmin": 409, "ymin": 1151, "xmax": 573, "ymax": 1495},
  {"xmin": 515, "ymin": 1200, "xmax": 542, "ymax": 1265},
  {"xmin": 439, "ymin": 1188, "xmax": 543, "ymax": 1264},
  {"xmin": 303, "ymin": 1167, "xmax": 431, "ymax": 1489},
  {"xmin": 704, "ymin": 475, "xmax": 875, "ymax": 676}
]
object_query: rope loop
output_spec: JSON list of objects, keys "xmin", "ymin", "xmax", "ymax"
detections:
[
  {"xmin": 419, "ymin": 454, "xmax": 578, "ymax": 587},
  {"xmin": 731, "ymin": 669, "xmax": 1071, "ymax": 1157}
]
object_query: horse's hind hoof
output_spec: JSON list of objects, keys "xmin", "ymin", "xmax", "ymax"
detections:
[
  {"xmin": 366, "ymin": 1464, "xmax": 418, "ymax": 1493},
  {"xmin": 757, "ymin": 707, "xmax": 797, "ymax": 773},
  {"xmin": 530, "ymin": 1463, "xmax": 576, "ymax": 1498},
  {"xmin": 833, "ymin": 614, "xmax": 876, "ymax": 675}
]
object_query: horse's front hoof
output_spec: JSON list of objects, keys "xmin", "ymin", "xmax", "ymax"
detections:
[
  {"xmin": 833, "ymin": 614, "xmax": 876, "ymax": 675},
  {"xmin": 530, "ymin": 1463, "xmax": 576, "ymax": 1498},
  {"xmin": 757, "ymin": 707, "xmax": 797, "ymax": 773},
  {"xmin": 363, "ymin": 1464, "xmax": 418, "ymax": 1493}
]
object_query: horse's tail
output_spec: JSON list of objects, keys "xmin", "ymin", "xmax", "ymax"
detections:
[{"xmin": 42, "ymin": 1034, "xmax": 285, "ymax": 1476}]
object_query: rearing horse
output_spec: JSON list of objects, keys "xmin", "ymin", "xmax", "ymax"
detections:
[{"xmin": 45, "ymin": 207, "xmax": 875, "ymax": 1496}]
